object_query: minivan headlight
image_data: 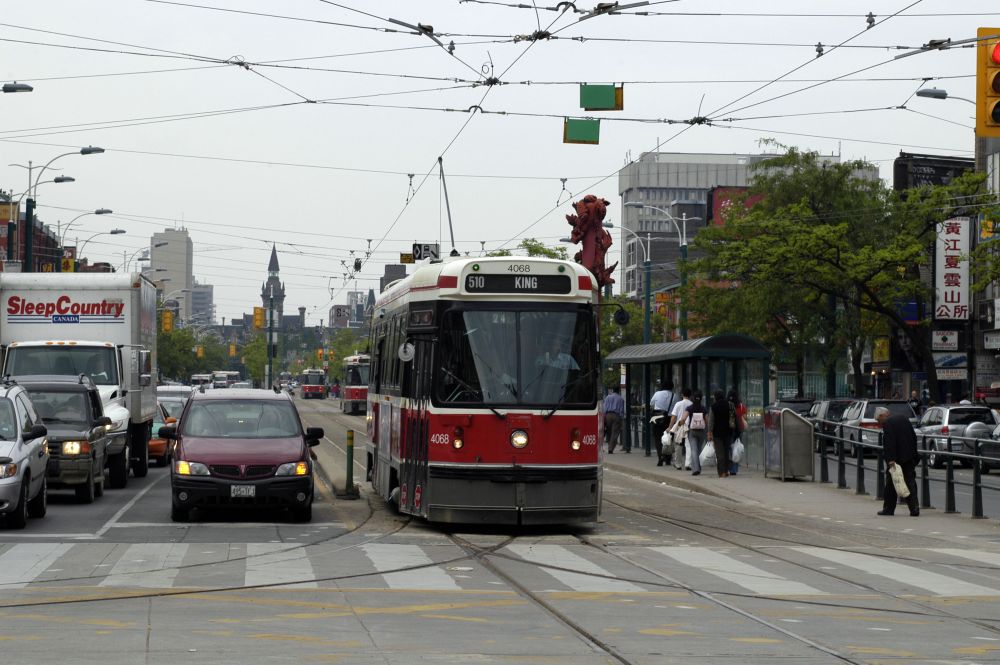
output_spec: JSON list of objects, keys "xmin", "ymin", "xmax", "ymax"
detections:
[
  {"xmin": 175, "ymin": 460, "xmax": 209, "ymax": 476},
  {"xmin": 0, "ymin": 462, "xmax": 17, "ymax": 479},
  {"xmin": 276, "ymin": 461, "xmax": 309, "ymax": 476},
  {"xmin": 62, "ymin": 441, "xmax": 91, "ymax": 455}
]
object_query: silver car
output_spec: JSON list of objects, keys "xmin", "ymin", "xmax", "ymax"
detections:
[
  {"xmin": 916, "ymin": 405, "xmax": 999, "ymax": 468},
  {"xmin": 0, "ymin": 382, "xmax": 49, "ymax": 528}
]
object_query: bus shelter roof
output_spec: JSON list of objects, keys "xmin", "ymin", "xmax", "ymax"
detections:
[{"xmin": 604, "ymin": 333, "xmax": 770, "ymax": 365}]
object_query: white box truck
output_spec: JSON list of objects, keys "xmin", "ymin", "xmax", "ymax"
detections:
[{"xmin": 0, "ymin": 273, "xmax": 157, "ymax": 487}]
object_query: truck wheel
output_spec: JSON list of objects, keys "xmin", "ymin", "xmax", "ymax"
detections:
[
  {"xmin": 76, "ymin": 471, "xmax": 96, "ymax": 504},
  {"xmin": 131, "ymin": 426, "xmax": 149, "ymax": 478},
  {"xmin": 8, "ymin": 479, "xmax": 30, "ymax": 529},
  {"xmin": 109, "ymin": 446, "xmax": 129, "ymax": 489},
  {"xmin": 27, "ymin": 477, "xmax": 47, "ymax": 518}
]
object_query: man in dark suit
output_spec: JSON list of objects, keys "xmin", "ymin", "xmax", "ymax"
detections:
[{"xmin": 876, "ymin": 407, "xmax": 920, "ymax": 516}]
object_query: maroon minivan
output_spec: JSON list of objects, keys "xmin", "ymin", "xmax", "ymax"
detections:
[{"xmin": 160, "ymin": 388, "xmax": 323, "ymax": 522}]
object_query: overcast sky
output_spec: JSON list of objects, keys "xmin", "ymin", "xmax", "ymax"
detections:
[{"xmin": 1, "ymin": 1, "xmax": 994, "ymax": 323}]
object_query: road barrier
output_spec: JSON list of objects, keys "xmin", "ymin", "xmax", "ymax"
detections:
[{"xmin": 816, "ymin": 421, "xmax": 999, "ymax": 519}]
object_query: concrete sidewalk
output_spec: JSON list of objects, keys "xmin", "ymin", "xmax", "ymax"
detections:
[{"xmin": 604, "ymin": 448, "xmax": 1000, "ymax": 541}]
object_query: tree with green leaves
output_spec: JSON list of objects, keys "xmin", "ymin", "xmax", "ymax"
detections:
[
  {"xmin": 489, "ymin": 238, "xmax": 568, "ymax": 259},
  {"xmin": 687, "ymin": 145, "xmax": 1000, "ymax": 400}
]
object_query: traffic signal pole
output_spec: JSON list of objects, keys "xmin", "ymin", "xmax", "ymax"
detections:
[{"xmin": 266, "ymin": 286, "xmax": 274, "ymax": 389}]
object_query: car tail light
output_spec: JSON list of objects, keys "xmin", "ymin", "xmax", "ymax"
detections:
[
  {"xmin": 861, "ymin": 422, "xmax": 881, "ymax": 430},
  {"xmin": 940, "ymin": 425, "xmax": 949, "ymax": 435}
]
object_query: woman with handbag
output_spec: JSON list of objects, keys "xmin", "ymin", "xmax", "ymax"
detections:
[
  {"xmin": 707, "ymin": 390, "xmax": 736, "ymax": 478},
  {"xmin": 727, "ymin": 390, "xmax": 747, "ymax": 475}
]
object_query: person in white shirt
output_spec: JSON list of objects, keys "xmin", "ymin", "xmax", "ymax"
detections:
[
  {"xmin": 649, "ymin": 380, "xmax": 675, "ymax": 464},
  {"xmin": 666, "ymin": 387, "xmax": 693, "ymax": 469}
]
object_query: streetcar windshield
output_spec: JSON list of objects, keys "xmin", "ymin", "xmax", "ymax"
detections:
[
  {"xmin": 345, "ymin": 365, "xmax": 369, "ymax": 386},
  {"xmin": 436, "ymin": 309, "xmax": 595, "ymax": 407},
  {"xmin": 302, "ymin": 373, "xmax": 325, "ymax": 385}
]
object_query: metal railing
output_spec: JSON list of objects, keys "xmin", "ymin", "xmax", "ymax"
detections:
[{"xmin": 814, "ymin": 420, "xmax": 1000, "ymax": 518}]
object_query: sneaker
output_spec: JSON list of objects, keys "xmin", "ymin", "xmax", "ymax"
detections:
[
  {"xmin": 877, "ymin": 510, "xmax": 894, "ymax": 516},
  {"xmin": 692, "ymin": 471, "xmax": 701, "ymax": 476},
  {"xmin": 909, "ymin": 510, "xmax": 919, "ymax": 517}
]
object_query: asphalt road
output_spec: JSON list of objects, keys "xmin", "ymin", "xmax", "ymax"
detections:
[{"xmin": 0, "ymin": 396, "xmax": 997, "ymax": 665}]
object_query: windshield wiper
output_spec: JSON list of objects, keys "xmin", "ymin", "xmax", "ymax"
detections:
[
  {"xmin": 543, "ymin": 368, "xmax": 597, "ymax": 419},
  {"xmin": 442, "ymin": 366, "xmax": 506, "ymax": 420}
]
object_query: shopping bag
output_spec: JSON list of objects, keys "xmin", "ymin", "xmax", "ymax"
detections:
[
  {"xmin": 888, "ymin": 463, "xmax": 910, "ymax": 498},
  {"xmin": 661, "ymin": 430, "xmax": 672, "ymax": 446},
  {"xmin": 731, "ymin": 438, "xmax": 745, "ymax": 464},
  {"xmin": 699, "ymin": 441, "xmax": 716, "ymax": 466}
]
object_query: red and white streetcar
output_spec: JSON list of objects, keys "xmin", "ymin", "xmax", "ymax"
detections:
[
  {"xmin": 340, "ymin": 354, "xmax": 370, "ymax": 414},
  {"xmin": 299, "ymin": 368, "xmax": 327, "ymax": 399},
  {"xmin": 365, "ymin": 256, "xmax": 602, "ymax": 525}
]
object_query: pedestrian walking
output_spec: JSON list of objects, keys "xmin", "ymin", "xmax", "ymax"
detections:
[
  {"xmin": 650, "ymin": 380, "xmax": 676, "ymax": 465},
  {"xmin": 875, "ymin": 406, "xmax": 920, "ymax": 516},
  {"xmin": 666, "ymin": 387, "xmax": 693, "ymax": 469},
  {"xmin": 707, "ymin": 390, "xmax": 736, "ymax": 478},
  {"xmin": 684, "ymin": 390, "xmax": 708, "ymax": 476},
  {"xmin": 603, "ymin": 386, "xmax": 625, "ymax": 454},
  {"xmin": 907, "ymin": 389, "xmax": 921, "ymax": 416},
  {"xmin": 727, "ymin": 390, "xmax": 747, "ymax": 475}
]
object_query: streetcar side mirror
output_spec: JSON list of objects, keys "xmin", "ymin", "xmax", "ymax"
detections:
[
  {"xmin": 398, "ymin": 342, "xmax": 415, "ymax": 362},
  {"xmin": 614, "ymin": 309, "xmax": 630, "ymax": 326}
]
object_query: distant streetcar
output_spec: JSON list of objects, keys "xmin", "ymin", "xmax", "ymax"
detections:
[
  {"xmin": 341, "ymin": 354, "xmax": 370, "ymax": 414},
  {"xmin": 299, "ymin": 368, "xmax": 327, "ymax": 399},
  {"xmin": 365, "ymin": 256, "xmax": 602, "ymax": 525}
]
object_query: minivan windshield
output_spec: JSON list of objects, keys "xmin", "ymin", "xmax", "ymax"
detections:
[
  {"xmin": 181, "ymin": 400, "xmax": 300, "ymax": 439},
  {"xmin": 26, "ymin": 389, "xmax": 91, "ymax": 427}
]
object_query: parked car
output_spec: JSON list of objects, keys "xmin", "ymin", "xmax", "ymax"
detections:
[
  {"xmin": 157, "ymin": 385, "xmax": 194, "ymax": 420},
  {"xmin": 962, "ymin": 420, "xmax": 1000, "ymax": 472},
  {"xmin": 161, "ymin": 388, "xmax": 323, "ymax": 522},
  {"xmin": 20, "ymin": 375, "xmax": 112, "ymax": 503},
  {"xmin": 149, "ymin": 402, "xmax": 177, "ymax": 467},
  {"xmin": 807, "ymin": 398, "xmax": 855, "ymax": 451},
  {"xmin": 772, "ymin": 397, "xmax": 816, "ymax": 416},
  {"xmin": 0, "ymin": 380, "xmax": 49, "ymax": 527},
  {"xmin": 916, "ymin": 404, "xmax": 999, "ymax": 469},
  {"xmin": 838, "ymin": 399, "xmax": 916, "ymax": 456}
]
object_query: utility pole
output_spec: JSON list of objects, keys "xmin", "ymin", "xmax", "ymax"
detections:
[
  {"xmin": 23, "ymin": 197, "xmax": 34, "ymax": 272},
  {"xmin": 266, "ymin": 285, "xmax": 274, "ymax": 389}
]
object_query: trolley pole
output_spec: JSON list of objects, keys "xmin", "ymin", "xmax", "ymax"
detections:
[{"xmin": 337, "ymin": 429, "xmax": 360, "ymax": 499}]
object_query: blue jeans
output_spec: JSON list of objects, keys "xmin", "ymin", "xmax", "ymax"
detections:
[{"xmin": 687, "ymin": 430, "xmax": 706, "ymax": 473}]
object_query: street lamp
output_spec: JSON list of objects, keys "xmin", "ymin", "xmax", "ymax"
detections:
[
  {"xmin": 600, "ymin": 221, "xmax": 652, "ymax": 343},
  {"xmin": 57, "ymin": 208, "xmax": 113, "ymax": 271},
  {"xmin": 3, "ymin": 82, "xmax": 33, "ymax": 93},
  {"xmin": 123, "ymin": 241, "xmax": 167, "ymax": 272},
  {"xmin": 9, "ymin": 146, "xmax": 105, "ymax": 271},
  {"xmin": 623, "ymin": 202, "xmax": 701, "ymax": 341},
  {"xmin": 915, "ymin": 88, "xmax": 976, "ymax": 105},
  {"xmin": 77, "ymin": 228, "xmax": 125, "ymax": 267},
  {"xmin": 5, "ymin": 178, "xmax": 76, "ymax": 263}
]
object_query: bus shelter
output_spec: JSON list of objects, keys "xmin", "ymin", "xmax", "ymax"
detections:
[{"xmin": 604, "ymin": 334, "xmax": 771, "ymax": 468}]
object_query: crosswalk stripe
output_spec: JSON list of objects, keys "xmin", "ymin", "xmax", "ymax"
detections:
[
  {"xmin": 651, "ymin": 547, "xmax": 824, "ymax": 596},
  {"xmin": 792, "ymin": 547, "xmax": 999, "ymax": 597},
  {"xmin": 930, "ymin": 549, "xmax": 1000, "ymax": 567},
  {"xmin": 359, "ymin": 544, "xmax": 460, "ymax": 590},
  {"xmin": 506, "ymin": 544, "xmax": 643, "ymax": 593},
  {"xmin": 99, "ymin": 544, "xmax": 188, "ymax": 588},
  {"xmin": 245, "ymin": 543, "xmax": 317, "ymax": 589},
  {"xmin": 0, "ymin": 544, "xmax": 73, "ymax": 589}
]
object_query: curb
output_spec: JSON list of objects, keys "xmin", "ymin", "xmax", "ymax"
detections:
[{"xmin": 604, "ymin": 460, "xmax": 732, "ymax": 501}]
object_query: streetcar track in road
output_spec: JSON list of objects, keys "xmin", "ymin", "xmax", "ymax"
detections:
[{"xmin": 603, "ymin": 499, "xmax": 1000, "ymax": 639}]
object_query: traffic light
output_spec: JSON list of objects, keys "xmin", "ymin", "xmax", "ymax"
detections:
[
  {"xmin": 229, "ymin": 344, "xmax": 237, "ymax": 357},
  {"xmin": 162, "ymin": 310, "xmax": 174, "ymax": 333},
  {"xmin": 196, "ymin": 345, "xmax": 204, "ymax": 358},
  {"xmin": 977, "ymin": 27, "xmax": 1000, "ymax": 138},
  {"xmin": 316, "ymin": 348, "xmax": 324, "ymax": 361},
  {"xmin": 253, "ymin": 307, "xmax": 265, "ymax": 330}
]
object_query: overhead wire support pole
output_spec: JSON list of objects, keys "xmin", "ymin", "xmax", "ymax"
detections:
[{"xmin": 438, "ymin": 157, "xmax": 459, "ymax": 257}]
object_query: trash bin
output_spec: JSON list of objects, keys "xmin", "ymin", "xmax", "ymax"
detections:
[{"xmin": 764, "ymin": 408, "xmax": 815, "ymax": 480}]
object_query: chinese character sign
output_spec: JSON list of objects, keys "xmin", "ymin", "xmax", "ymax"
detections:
[{"xmin": 935, "ymin": 217, "xmax": 970, "ymax": 321}]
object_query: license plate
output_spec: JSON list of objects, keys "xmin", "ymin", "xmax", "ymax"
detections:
[{"xmin": 230, "ymin": 484, "xmax": 255, "ymax": 498}]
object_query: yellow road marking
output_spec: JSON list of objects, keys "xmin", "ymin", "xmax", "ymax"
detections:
[
  {"xmin": 640, "ymin": 628, "xmax": 698, "ymax": 637},
  {"xmin": 846, "ymin": 646, "xmax": 917, "ymax": 657},
  {"xmin": 248, "ymin": 634, "xmax": 363, "ymax": 648},
  {"xmin": 419, "ymin": 614, "xmax": 490, "ymax": 623},
  {"xmin": 731, "ymin": 637, "xmax": 785, "ymax": 644},
  {"xmin": 954, "ymin": 644, "xmax": 1000, "ymax": 656}
]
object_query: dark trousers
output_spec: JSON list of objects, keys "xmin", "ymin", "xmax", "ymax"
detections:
[
  {"xmin": 883, "ymin": 459, "xmax": 919, "ymax": 514},
  {"xmin": 604, "ymin": 412, "xmax": 623, "ymax": 453},
  {"xmin": 714, "ymin": 433, "xmax": 732, "ymax": 476},
  {"xmin": 652, "ymin": 411, "xmax": 668, "ymax": 459}
]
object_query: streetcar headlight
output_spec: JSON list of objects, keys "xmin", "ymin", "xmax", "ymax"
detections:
[
  {"xmin": 62, "ymin": 441, "xmax": 90, "ymax": 455},
  {"xmin": 571, "ymin": 428, "xmax": 582, "ymax": 451},
  {"xmin": 510, "ymin": 430, "xmax": 529, "ymax": 449},
  {"xmin": 175, "ymin": 460, "xmax": 209, "ymax": 476},
  {"xmin": 453, "ymin": 427, "xmax": 464, "ymax": 449}
]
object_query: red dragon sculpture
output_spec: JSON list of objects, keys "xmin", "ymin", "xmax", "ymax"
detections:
[{"xmin": 565, "ymin": 194, "xmax": 616, "ymax": 288}]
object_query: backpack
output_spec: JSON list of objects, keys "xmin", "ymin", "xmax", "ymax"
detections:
[
  {"xmin": 728, "ymin": 400, "xmax": 738, "ymax": 431},
  {"xmin": 689, "ymin": 411, "xmax": 706, "ymax": 430}
]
